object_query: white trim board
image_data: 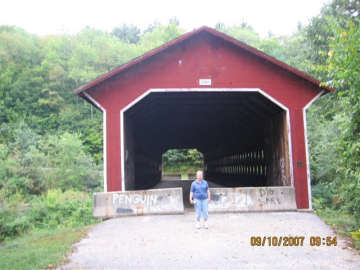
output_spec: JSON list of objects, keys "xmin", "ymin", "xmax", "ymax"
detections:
[
  {"xmin": 303, "ymin": 90, "xmax": 325, "ymax": 210},
  {"xmin": 120, "ymin": 88, "xmax": 295, "ymax": 192},
  {"xmin": 83, "ymin": 92, "xmax": 108, "ymax": 193}
]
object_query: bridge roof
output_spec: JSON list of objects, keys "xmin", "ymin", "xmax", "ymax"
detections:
[{"xmin": 74, "ymin": 26, "xmax": 333, "ymax": 95}]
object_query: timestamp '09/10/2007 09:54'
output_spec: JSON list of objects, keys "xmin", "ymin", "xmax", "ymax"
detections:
[{"xmin": 250, "ymin": 236, "xmax": 337, "ymax": 247}]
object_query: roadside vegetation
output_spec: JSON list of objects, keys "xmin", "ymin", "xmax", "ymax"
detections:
[
  {"xmin": 0, "ymin": 226, "xmax": 92, "ymax": 270},
  {"xmin": 162, "ymin": 149, "xmax": 204, "ymax": 178},
  {"xmin": 0, "ymin": 0, "xmax": 359, "ymax": 268}
]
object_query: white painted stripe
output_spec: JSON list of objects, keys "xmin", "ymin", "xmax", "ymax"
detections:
[
  {"xmin": 83, "ymin": 92, "xmax": 107, "ymax": 193},
  {"xmin": 120, "ymin": 110, "xmax": 125, "ymax": 191},
  {"xmin": 120, "ymin": 88, "xmax": 295, "ymax": 191},
  {"xmin": 303, "ymin": 90, "xmax": 325, "ymax": 210}
]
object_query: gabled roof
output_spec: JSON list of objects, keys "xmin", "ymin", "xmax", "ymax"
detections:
[{"xmin": 74, "ymin": 26, "xmax": 333, "ymax": 95}]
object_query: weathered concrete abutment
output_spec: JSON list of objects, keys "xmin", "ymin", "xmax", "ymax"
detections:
[
  {"xmin": 93, "ymin": 188, "xmax": 184, "ymax": 218},
  {"xmin": 93, "ymin": 186, "xmax": 296, "ymax": 218},
  {"xmin": 208, "ymin": 186, "xmax": 296, "ymax": 212}
]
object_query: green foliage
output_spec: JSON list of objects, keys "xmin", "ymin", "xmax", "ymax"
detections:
[
  {"xmin": 307, "ymin": 104, "xmax": 345, "ymax": 185},
  {"xmin": 0, "ymin": 193, "xmax": 31, "ymax": 240},
  {"xmin": 0, "ymin": 21, "xmax": 187, "ymax": 164},
  {"xmin": 0, "ymin": 226, "xmax": 92, "ymax": 270},
  {"xmin": 313, "ymin": 206, "xmax": 360, "ymax": 250},
  {"xmin": 214, "ymin": 23, "xmax": 314, "ymax": 74},
  {"xmin": 31, "ymin": 189, "xmax": 96, "ymax": 229},
  {"xmin": 162, "ymin": 149, "xmax": 204, "ymax": 173},
  {"xmin": 0, "ymin": 189, "xmax": 97, "ymax": 241},
  {"xmin": 0, "ymin": 21, "xmax": 189, "ymax": 245},
  {"xmin": 0, "ymin": 122, "xmax": 44, "ymax": 196},
  {"xmin": 138, "ymin": 22, "xmax": 184, "ymax": 51},
  {"xmin": 304, "ymin": 1, "xmax": 360, "ymax": 229},
  {"xmin": 312, "ymin": 183, "xmax": 337, "ymax": 209},
  {"xmin": 112, "ymin": 24, "xmax": 141, "ymax": 44},
  {"xmin": 324, "ymin": 18, "xmax": 360, "ymax": 215},
  {"xmin": 304, "ymin": 0, "xmax": 360, "ymax": 80},
  {"xmin": 222, "ymin": 24, "xmax": 262, "ymax": 47},
  {"xmin": 38, "ymin": 132, "xmax": 101, "ymax": 191},
  {"xmin": 0, "ymin": 122, "xmax": 101, "ymax": 198},
  {"xmin": 0, "ymin": 121, "xmax": 99, "ymax": 241}
]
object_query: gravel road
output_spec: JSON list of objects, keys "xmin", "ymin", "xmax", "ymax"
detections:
[{"xmin": 58, "ymin": 210, "xmax": 360, "ymax": 270}]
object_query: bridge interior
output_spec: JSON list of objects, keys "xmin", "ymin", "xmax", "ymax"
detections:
[{"xmin": 123, "ymin": 91, "xmax": 291, "ymax": 192}]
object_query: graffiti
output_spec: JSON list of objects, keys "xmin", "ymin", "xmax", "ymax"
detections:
[
  {"xmin": 116, "ymin": 208, "xmax": 134, "ymax": 214},
  {"xmin": 259, "ymin": 188, "xmax": 274, "ymax": 197},
  {"xmin": 211, "ymin": 192, "xmax": 228, "ymax": 204},
  {"xmin": 93, "ymin": 187, "xmax": 296, "ymax": 218},
  {"xmin": 112, "ymin": 193, "xmax": 158, "ymax": 206},
  {"xmin": 258, "ymin": 188, "xmax": 281, "ymax": 205},
  {"xmin": 209, "ymin": 190, "xmax": 254, "ymax": 210},
  {"xmin": 94, "ymin": 188, "xmax": 184, "ymax": 217},
  {"xmin": 97, "ymin": 189, "xmax": 185, "ymax": 217},
  {"xmin": 207, "ymin": 187, "xmax": 293, "ymax": 212}
]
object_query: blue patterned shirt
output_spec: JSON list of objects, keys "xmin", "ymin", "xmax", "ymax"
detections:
[{"xmin": 190, "ymin": 179, "xmax": 209, "ymax": 200}]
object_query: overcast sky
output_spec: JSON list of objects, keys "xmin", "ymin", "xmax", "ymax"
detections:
[{"xmin": 1, "ymin": 0, "xmax": 330, "ymax": 37}]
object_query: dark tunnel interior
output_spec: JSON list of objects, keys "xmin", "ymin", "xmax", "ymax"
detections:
[{"xmin": 123, "ymin": 91, "xmax": 292, "ymax": 190}]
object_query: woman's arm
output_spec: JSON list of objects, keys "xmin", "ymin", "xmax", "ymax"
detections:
[{"xmin": 189, "ymin": 191, "xmax": 194, "ymax": 204}]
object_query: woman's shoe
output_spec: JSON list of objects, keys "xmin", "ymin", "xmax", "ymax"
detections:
[
  {"xmin": 203, "ymin": 220, "xmax": 208, "ymax": 229},
  {"xmin": 196, "ymin": 221, "xmax": 201, "ymax": 229}
]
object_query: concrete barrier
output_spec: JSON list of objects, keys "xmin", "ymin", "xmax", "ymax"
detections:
[
  {"xmin": 93, "ymin": 186, "xmax": 297, "ymax": 218},
  {"xmin": 208, "ymin": 186, "xmax": 297, "ymax": 212},
  {"xmin": 93, "ymin": 188, "xmax": 184, "ymax": 218}
]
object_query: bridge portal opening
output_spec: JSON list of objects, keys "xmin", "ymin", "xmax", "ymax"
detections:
[{"xmin": 123, "ymin": 91, "xmax": 292, "ymax": 191}]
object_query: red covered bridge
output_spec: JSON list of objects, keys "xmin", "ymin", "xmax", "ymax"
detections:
[{"xmin": 74, "ymin": 26, "xmax": 331, "ymax": 210}]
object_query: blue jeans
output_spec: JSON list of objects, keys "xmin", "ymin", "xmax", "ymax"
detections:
[{"xmin": 194, "ymin": 198, "xmax": 209, "ymax": 220}]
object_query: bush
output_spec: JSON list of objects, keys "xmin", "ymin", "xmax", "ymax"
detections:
[
  {"xmin": 34, "ymin": 189, "xmax": 95, "ymax": 228},
  {"xmin": 38, "ymin": 132, "xmax": 101, "ymax": 191},
  {"xmin": 311, "ymin": 182, "xmax": 337, "ymax": 209},
  {"xmin": 0, "ymin": 122, "xmax": 102, "ymax": 198},
  {"xmin": 0, "ymin": 194, "xmax": 32, "ymax": 240},
  {"xmin": 0, "ymin": 189, "xmax": 98, "ymax": 241}
]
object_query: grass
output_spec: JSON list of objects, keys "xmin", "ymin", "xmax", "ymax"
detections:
[
  {"xmin": 0, "ymin": 225, "xmax": 94, "ymax": 270},
  {"xmin": 163, "ymin": 164, "xmax": 203, "ymax": 175},
  {"xmin": 314, "ymin": 207, "xmax": 360, "ymax": 250}
]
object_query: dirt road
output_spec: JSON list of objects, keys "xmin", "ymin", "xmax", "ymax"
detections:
[{"xmin": 58, "ymin": 211, "xmax": 360, "ymax": 270}]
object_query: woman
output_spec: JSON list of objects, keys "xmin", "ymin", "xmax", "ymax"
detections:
[{"xmin": 189, "ymin": 170, "xmax": 211, "ymax": 229}]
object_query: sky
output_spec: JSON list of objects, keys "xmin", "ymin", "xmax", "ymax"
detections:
[{"xmin": 0, "ymin": 0, "xmax": 330, "ymax": 37}]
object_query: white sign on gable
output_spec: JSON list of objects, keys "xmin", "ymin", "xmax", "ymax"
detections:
[{"xmin": 199, "ymin": 78, "xmax": 212, "ymax": 86}]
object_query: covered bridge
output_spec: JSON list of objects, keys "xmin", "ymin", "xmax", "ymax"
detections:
[{"xmin": 74, "ymin": 26, "xmax": 331, "ymax": 211}]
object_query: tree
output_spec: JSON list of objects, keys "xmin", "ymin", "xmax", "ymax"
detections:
[
  {"xmin": 112, "ymin": 24, "xmax": 141, "ymax": 44},
  {"xmin": 215, "ymin": 22, "xmax": 226, "ymax": 31},
  {"xmin": 325, "ymin": 18, "xmax": 360, "ymax": 214}
]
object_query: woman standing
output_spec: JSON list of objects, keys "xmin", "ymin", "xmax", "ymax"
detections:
[{"xmin": 189, "ymin": 170, "xmax": 211, "ymax": 229}]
